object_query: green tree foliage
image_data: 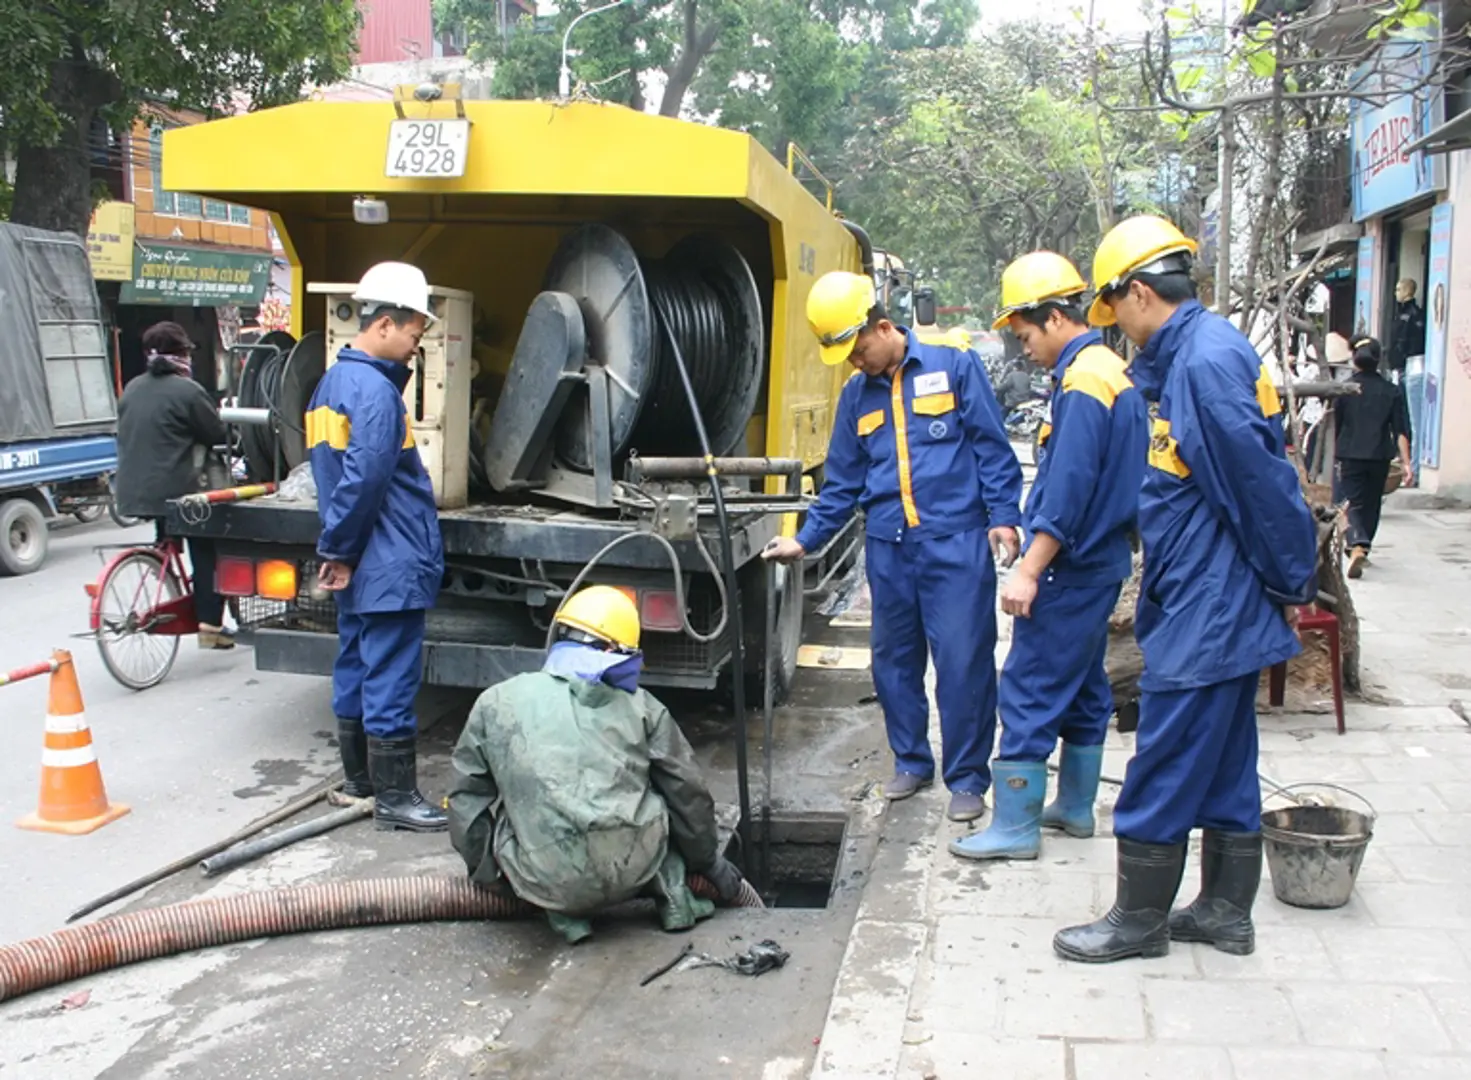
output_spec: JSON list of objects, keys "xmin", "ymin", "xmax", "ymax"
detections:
[
  {"xmin": 437, "ymin": 0, "xmax": 974, "ymax": 148},
  {"xmin": 843, "ymin": 20, "xmax": 1193, "ymax": 316},
  {"xmin": 0, "ymin": 0, "xmax": 359, "ymax": 235}
]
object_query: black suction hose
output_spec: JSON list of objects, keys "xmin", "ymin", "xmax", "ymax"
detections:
[{"xmin": 650, "ymin": 296, "xmax": 754, "ymax": 869}]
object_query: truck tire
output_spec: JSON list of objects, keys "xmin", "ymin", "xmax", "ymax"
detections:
[
  {"xmin": 0, "ymin": 498, "xmax": 49, "ymax": 576},
  {"xmin": 740, "ymin": 556, "xmax": 803, "ymax": 707}
]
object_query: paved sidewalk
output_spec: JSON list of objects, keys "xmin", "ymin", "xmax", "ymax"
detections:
[{"xmin": 812, "ymin": 500, "xmax": 1471, "ymax": 1079}]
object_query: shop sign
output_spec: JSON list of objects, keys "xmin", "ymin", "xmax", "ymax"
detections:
[
  {"xmin": 1421, "ymin": 201, "xmax": 1452, "ymax": 468},
  {"xmin": 120, "ymin": 243, "xmax": 272, "ymax": 307},
  {"xmin": 1353, "ymin": 235, "xmax": 1376, "ymax": 338},
  {"xmin": 1349, "ymin": 39, "xmax": 1444, "ymax": 221},
  {"xmin": 86, "ymin": 201, "xmax": 135, "ymax": 281}
]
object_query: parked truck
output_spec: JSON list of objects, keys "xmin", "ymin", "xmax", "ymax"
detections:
[
  {"xmin": 0, "ymin": 224, "xmax": 126, "ymax": 575},
  {"xmin": 160, "ymin": 93, "xmax": 872, "ymax": 700}
]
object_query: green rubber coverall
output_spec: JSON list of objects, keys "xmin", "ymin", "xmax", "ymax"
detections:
[{"xmin": 448, "ymin": 670, "xmax": 721, "ymax": 940}]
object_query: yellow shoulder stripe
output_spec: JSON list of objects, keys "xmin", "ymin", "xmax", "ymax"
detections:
[
  {"xmin": 857, "ymin": 409, "xmax": 886, "ymax": 437},
  {"xmin": 1255, "ymin": 364, "xmax": 1282, "ymax": 419},
  {"xmin": 1149, "ymin": 417, "xmax": 1191, "ymax": 479},
  {"xmin": 305, "ymin": 406, "xmax": 350, "ymax": 451},
  {"xmin": 306, "ymin": 404, "xmax": 417, "ymax": 452},
  {"xmin": 1063, "ymin": 344, "xmax": 1133, "ymax": 408}
]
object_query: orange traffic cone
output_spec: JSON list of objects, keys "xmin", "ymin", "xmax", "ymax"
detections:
[{"xmin": 17, "ymin": 650, "xmax": 130, "ymax": 835}]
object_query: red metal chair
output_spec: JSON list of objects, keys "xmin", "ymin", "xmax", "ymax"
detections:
[{"xmin": 1268, "ymin": 605, "xmax": 1345, "ymax": 734}]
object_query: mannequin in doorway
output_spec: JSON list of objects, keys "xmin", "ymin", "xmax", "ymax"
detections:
[{"xmin": 1389, "ymin": 278, "xmax": 1426, "ymax": 384}]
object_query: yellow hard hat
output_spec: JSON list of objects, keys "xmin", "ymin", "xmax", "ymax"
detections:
[
  {"xmin": 992, "ymin": 252, "xmax": 1087, "ymax": 330},
  {"xmin": 555, "ymin": 585, "xmax": 641, "ymax": 651},
  {"xmin": 1088, "ymin": 216, "xmax": 1199, "ymax": 327},
  {"xmin": 807, "ymin": 271, "xmax": 877, "ymax": 366}
]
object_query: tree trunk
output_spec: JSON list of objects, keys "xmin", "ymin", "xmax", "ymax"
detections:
[
  {"xmin": 658, "ymin": 0, "xmax": 719, "ymax": 117},
  {"xmin": 10, "ymin": 56, "xmax": 121, "ymax": 237}
]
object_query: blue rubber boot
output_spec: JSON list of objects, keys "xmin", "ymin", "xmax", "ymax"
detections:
[
  {"xmin": 949, "ymin": 761, "xmax": 1045, "ymax": 861},
  {"xmin": 1042, "ymin": 743, "xmax": 1104, "ymax": 838}
]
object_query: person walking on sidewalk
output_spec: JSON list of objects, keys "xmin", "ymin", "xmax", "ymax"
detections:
[
  {"xmin": 1335, "ymin": 335, "xmax": 1413, "ymax": 580},
  {"xmin": 1053, "ymin": 217, "xmax": 1317, "ymax": 964},
  {"xmin": 307, "ymin": 262, "xmax": 447, "ymax": 833},
  {"xmin": 447, "ymin": 586, "xmax": 748, "ymax": 943},
  {"xmin": 763, "ymin": 271, "xmax": 1023, "ymax": 823},
  {"xmin": 951, "ymin": 253, "xmax": 1146, "ymax": 862}
]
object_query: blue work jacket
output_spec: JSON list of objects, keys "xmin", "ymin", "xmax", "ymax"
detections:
[
  {"xmin": 1027, "ymin": 331, "xmax": 1147, "ymax": 586},
  {"xmin": 307, "ymin": 349, "xmax": 444, "ymax": 615},
  {"xmin": 1131, "ymin": 302, "xmax": 1317, "ymax": 691},
  {"xmin": 795, "ymin": 330, "xmax": 1023, "ymax": 551}
]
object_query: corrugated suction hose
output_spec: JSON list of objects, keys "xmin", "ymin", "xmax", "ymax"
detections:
[{"xmin": 0, "ymin": 873, "xmax": 761, "ymax": 1003}]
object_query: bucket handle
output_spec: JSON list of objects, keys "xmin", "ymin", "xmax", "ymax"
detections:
[{"xmin": 1263, "ymin": 782, "xmax": 1376, "ymax": 823}]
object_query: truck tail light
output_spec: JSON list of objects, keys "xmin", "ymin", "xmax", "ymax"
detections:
[
  {"xmin": 256, "ymin": 559, "xmax": 298, "ymax": 601},
  {"xmin": 639, "ymin": 589, "xmax": 683, "ymax": 632},
  {"xmin": 216, "ymin": 556, "xmax": 256, "ymax": 597}
]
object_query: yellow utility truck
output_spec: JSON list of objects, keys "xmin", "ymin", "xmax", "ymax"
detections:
[{"xmin": 162, "ymin": 93, "xmax": 874, "ymax": 699}]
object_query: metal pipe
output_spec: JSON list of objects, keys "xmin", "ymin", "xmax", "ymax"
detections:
[
  {"xmin": 629, "ymin": 457, "xmax": 803, "ymax": 484},
  {"xmin": 65, "ymin": 775, "xmax": 342, "ymax": 923},
  {"xmin": 219, "ymin": 406, "xmax": 273, "ymax": 427},
  {"xmin": 200, "ymin": 800, "xmax": 374, "ymax": 877},
  {"xmin": 760, "ymin": 559, "xmax": 776, "ymax": 896}
]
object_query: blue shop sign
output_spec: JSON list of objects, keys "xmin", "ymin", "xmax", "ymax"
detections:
[{"xmin": 1349, "ymin": 40, "xmax": 1444, "ymax": 221}]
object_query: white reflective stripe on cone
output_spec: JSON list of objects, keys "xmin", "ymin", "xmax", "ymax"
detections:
[
  {"xmin": 44, "ymin": 712, "xmax": 89, "ymax": 734},
  {"xmin": 41, "ymin": 745, "xmax": 98, "ymax": 768}
]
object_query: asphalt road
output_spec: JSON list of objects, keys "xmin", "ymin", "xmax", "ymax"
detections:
[
  {"xmin": 0, "ymin": 514, "xmax": 894, "ymax": 1079},
  {"xmin": 0, "ymin": 517, "xmax": 342, "ymax": 943}
]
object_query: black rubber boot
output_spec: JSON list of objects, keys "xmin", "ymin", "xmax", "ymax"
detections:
[
  {"xmin": 1169, "ymin": 830, "xmax": 1262, "ymax": 956},
  {"xmin": 367, "ymin": 737, "xmax": 448, "ymax": 833},
  {"xmin": 337, "ymin": 718, "xmax": 374, "ymax": 799},
  {"xmin": 1053, "ymin": 838, "xmax": 1187, "ymax": 963}
]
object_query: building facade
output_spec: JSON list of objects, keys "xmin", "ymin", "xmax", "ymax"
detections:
[{"xmin": 84, "ymin": 109, "xmax": 279, "ymax": 395}]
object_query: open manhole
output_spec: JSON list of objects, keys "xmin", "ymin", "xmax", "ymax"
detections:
[{"xmin": 726, "ymin": 810, "xmax": 848, "ymax": 909}]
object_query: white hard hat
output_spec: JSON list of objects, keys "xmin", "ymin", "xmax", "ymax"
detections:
[{"xmin": 352, "ymin": 261, "xmax": 435, "ymax": 323}]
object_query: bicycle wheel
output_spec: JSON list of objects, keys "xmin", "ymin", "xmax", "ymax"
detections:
[{"xmin": 96, "ymin": 550, "xmax": 183, "ymax": 690}]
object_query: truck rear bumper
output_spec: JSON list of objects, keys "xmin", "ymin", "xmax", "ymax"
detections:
[{"xmin": 254, "ymin": 628, "xmax": 722, "ymax": 690}]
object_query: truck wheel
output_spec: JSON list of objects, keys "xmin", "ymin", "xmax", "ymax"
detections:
[
  {"xmin": 73, "ymin": 504, "xmax": 106, "ymax": 524},
  {"xmin": 0, "ymin": 498, "xmax": 49, "ymax": 576},
  {"xmin": 740, "ymin": 556, "xmax": 803, "ymax": 707}
]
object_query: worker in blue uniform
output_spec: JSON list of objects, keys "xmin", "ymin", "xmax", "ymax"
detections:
[
  {"xmin": 1053, "ymin": 217, "xmax": 1317, "ymax": 963},
  {"xmin": 951, "ymin": 252, "xmax": 1146, "ymax": 862},
  {"xmin": 763, "ymin": 271, "xmax": 1024, "ymax": 823},
  {"xmin": 307, "ymin": 261, "xmax": 448, "ymax": 833}
]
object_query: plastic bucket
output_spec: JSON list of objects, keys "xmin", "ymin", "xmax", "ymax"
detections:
[{"xmin": 1261, "ymin": 783, "xmax": 1376, "ymax": 910}]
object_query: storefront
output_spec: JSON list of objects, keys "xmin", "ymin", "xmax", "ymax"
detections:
[
  {"xmin": 1347, "ymin": 33, "xmax": 1453, "ymax": 489},
  {"xmin": 114, "ymin": 242, "xmax": 273, "ymax": 395}
]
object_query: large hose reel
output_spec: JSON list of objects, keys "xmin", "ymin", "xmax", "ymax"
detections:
[{"xmin": 486, "ymin": 225, "xmax": 765, "ymax": 500}]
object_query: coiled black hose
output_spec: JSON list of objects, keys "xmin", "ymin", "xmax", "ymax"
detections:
[{"xmin": 237, "ymin": 345, "xmax": 291, "ymax": 481}]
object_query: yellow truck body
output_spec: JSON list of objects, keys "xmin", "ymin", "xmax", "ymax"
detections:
[{"xmin": 164, "ymin": 98, "xmax": 862, "ymax": 474}]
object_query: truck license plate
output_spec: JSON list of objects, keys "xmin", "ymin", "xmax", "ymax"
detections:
[{"xmin": 385, "ymin": 119, "xmax": 469, "ymax": 178}]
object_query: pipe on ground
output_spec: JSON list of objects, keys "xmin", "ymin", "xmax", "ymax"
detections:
[{"xmin": 0, "ymin": 873, "xmax": 760, "ymax": 1003}]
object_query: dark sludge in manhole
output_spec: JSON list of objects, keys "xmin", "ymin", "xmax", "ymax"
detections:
[{"xmin": 724, "ymin": 810, "xmax": 848, "ymax": 909}]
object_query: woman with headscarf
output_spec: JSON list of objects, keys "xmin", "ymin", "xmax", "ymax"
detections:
[
  {"xmin": 1334, "ymin": 335, "xmax": 1414, "ymax": 579},
  {"xmin": 114, "ymin": 321, "xmax": 234, "ymax": 648}
]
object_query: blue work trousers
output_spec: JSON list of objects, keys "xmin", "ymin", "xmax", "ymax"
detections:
[
  {"xmin": 867, "ymin": 527, "xmax": 998, "ymax": 796},
  {"xmin": 332, "ymin": 608, "xmax": 427, "ymax": 740},
  {"xmin": 997, "ymin": 579, "xmax": 1119, "ymax": 761},
  {"xmin": 1112, "ymin": 672, "xmax": 1261, "ymax": 844}
]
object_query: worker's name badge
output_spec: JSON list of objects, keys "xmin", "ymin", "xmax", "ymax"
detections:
[{"xmin": 913, "ymin": 371, "xmax": 949, "ymax": 396}]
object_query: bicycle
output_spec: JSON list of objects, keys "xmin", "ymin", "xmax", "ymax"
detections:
[{"xmin": 84, "ymin": 534, "xmax": 199, "ymax": 690}]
